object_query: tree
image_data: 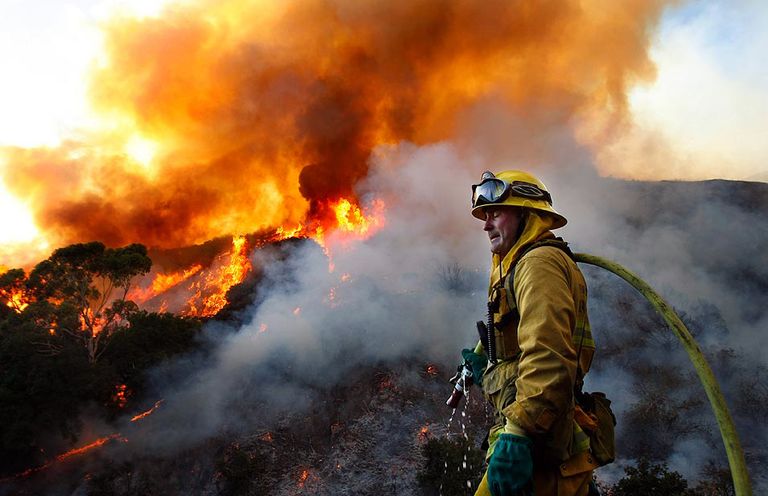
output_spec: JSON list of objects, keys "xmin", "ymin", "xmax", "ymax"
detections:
[
  {"xmin": 0, "ymin": 268, "xmax": 31, "ymax": 313},
  {"xmin": 0, "ymin": 317, "xmax": 100, "ymax": 475},
  {"xmin": 26, "ymin": 242, "xmax": 152, "ymax": 362},
  {"xmin": 610, "ymin": 459, "xmax": 697, "ymax": 496}
]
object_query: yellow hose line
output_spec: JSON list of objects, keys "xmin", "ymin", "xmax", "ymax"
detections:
[{"xmin": 574, "ymin": 253, "xmax": 752, "ymax": 496}]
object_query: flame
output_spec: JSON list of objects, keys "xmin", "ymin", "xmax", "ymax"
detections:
[
  {"xmin": 4, "ymin": 434, "xmax": 126, "ymax": 481},
  {"xmin": 1, "ymin": 197, "xmax": 380, "ymax": 320},
  {"xmin": 111, "ymin": 384, "xmax": 129, "ymax": 409},
  {"xmin": 182, "ymin": 235, "xmax": 252, "ymax": 317},
  {"xmin": 331, "ymin": 198, "xmax": 385, "ymax": 238},
  {"xmin": 1, "ymin": 1, "xmax": 669, "ymax": 263},
  {"xmin": 258, "ymin": 432, "xmax": 274, "ymax": 443},
  {"xmin": 79, "ymin": 308, "xmax": 106, "ymax": 335},
  {"xmin": 425, "ymin": 364, "xmax": 439, "ymax": 377},
  {"xmin": 4, "ymin": 288, "xmax": 29, "ymax": 313},
  {"xmin": 56, "ymin": 434, "xmax": 125, "ymax": 462},
  {"xmin": 130, "ymin": 399, "xmax": 164, "ymax": 422},
  {"xmin": 268, "ymin": 196, "xmax": 385, "ymax": 274},
  {"xmin": 129, "ymin": 264, "xmax": 203, "ymax": 304},
  {"xmin": 297, "ymin": 468, "xmax": 311, "ymax": 488},
  {"xmin": 418, "ymin": 425, "xmax": 431, "ymax": 442},
  {"xmin": 270, "ymin": 197, "xmax": 385, "ymax": 248},
  {"xmin": 125, "ymin": 134, "xmax": 158, "ymax": 167},
  {"xmin": 6, "ymin": 396, "xmax": 163, "ymax": 481}
]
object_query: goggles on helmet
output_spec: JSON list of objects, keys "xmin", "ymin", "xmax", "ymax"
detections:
[{"xmin": 471, "ymin": 171, "xmax": 552, "ymax": 209}]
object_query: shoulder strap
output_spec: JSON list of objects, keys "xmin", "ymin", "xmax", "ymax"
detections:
[{"xmin": 503, "ymin": 237, "xmax": 573, "ymax": 309}]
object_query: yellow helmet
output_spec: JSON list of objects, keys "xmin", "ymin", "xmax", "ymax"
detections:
[{"xmin": 470, "ymin": 170, "xmax": 567, "ymax": 228}]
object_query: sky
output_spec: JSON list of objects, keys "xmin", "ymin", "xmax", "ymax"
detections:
[
  {"xmin": 0, "ymin": 0, "xmax": 174, "ymax": 249},
  {"xmin": 0, "ymin": 0, "xmax": 766, "ymax": 251}
]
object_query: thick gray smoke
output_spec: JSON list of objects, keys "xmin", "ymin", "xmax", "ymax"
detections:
[
  {"xmin": 112, "ymin": 143, "xmax": 489, "ymax": 453},
  {"xmin": 75, "ymin": 141, "xmax": 766, "ymax": 492},
  {"xmin": 549, "ymin": 170, "xmax": 768, "ymax": 488}
]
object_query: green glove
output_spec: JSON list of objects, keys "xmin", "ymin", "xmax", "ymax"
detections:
[
  {"xmin": 487, "ymin": 434, "xmax": 533, "ymax": 496},
  {"xmin": 461, "ymin": 348, "xmax": 488, "ymax": 386}
]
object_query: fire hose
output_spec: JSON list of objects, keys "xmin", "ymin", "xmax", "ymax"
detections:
[{"xmin": 573, "ymin": 253, "xmax": 752, "ymax": 496}]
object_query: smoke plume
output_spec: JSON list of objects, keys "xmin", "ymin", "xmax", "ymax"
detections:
[
  {"xmin": 1, "ymin": 0, "xmax": 668, "ymax": 250},
  {"xmin": 5, "ymin": 0, "xmax": 767, "ymax": 492}
]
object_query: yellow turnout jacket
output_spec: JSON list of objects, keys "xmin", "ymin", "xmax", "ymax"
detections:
[{"xmin": 477, "ymin": 211, "xmax": 597, "ymax": 496}]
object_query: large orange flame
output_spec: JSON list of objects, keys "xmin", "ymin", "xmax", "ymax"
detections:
[
  {"xmin": 128, "ymin": 196, "xmax": 384, "ymax": 316},
  {"xmin": 128, "ymin": 264, "xmax": 203, "ymax": 304},
  {"xmin": 4, "ymin": 289, "xmax": 29, "ymax": 313},
  {"xmin": 185, "ymin": 235, "xmax": 252, "ymax": 316}
]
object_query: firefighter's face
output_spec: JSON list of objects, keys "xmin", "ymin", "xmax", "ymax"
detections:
[{"xmin": 482, "ymin": 206, "xmax": 522, "ymax": 256}]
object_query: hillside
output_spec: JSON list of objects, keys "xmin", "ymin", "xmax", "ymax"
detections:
[{"xmin": 1, "ymin": 177, "xmax": 766, "ymax": 495}]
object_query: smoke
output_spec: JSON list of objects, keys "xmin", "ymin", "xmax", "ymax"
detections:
[
  {"xmin": 1, "ymin": 0, "xmax": 669, "ymax": 251},
  {"xmin": 548, "ymin": 170, "xmax": 768, "ymax": 487},
  {"xmin": 110, "ymin": 144, "xmax": 482, "ymax": 451},
  {"xmin": 4, "ymin": 0, "xmax": 767, "ymax": 491},
  {"xmin": 66, "ymin": 138, "xmax": 760, "ymax": 492}
]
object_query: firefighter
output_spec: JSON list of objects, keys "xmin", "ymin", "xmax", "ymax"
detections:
[{"xmin": 467, "ymin": 170, "xmax": 598, "ymax": 496}]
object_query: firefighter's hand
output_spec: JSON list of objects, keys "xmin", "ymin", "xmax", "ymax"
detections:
[
  {"xmin": 487, "ymin": 434, "xmax": 533, "ymax": 496},
  {"xmin": 461, "ymin": 348, "xmax": 487, "ymax": 386}
]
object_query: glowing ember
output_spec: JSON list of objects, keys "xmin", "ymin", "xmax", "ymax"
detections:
[
  {"xmin": 111, "ymin": 384, "xmax": 129, "ymax": 409},
  {"xmin": 425, "ymin": 364, "xmax": 439, "ymax": 377},
  {"xmin": 325, "ymin": 287, "xmax": 338, "ymax": 307},
  {"xmin": 7, "ymin": 395, "xmax": 164, "ymax": 481},
  {"xmin": 56, "ymin": 434, "xmax": 124, "ymax": 462},
  {"xmin": 293, "ymin": 306, "xmax": 301, "ymax": 316},
  {"xmin": 258, "ymin": 432, "xmax": 274, "ymax": 443},
  {"xmin": 130, "ymin": 399, "xmax": 164, "ymax": 422},
  {"xmin": 258, "ymin": 323, "xmax": 268, "ymax": 333},
  {"xmin": 340, "ymin": 273, "xmax": 351, "ymax": 283},
  {"xmin": 377, "ymin": 374, "xmax": 396, "ymax": 392},
  {"xmin": 297, "ymin": 468, "xmax": 311, "ymax": 488},
  {"xmin": 5, "ymin": 434, "xmax": 127, "ymax": 481},
  {"xmin": 418, "ymin": 425, "xmax": 431, "ymax": 442},
  {"xmin": 79, "ymin": 308, "xmax": 105, "ymax": 336}
]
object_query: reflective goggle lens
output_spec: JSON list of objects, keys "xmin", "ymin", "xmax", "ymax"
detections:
[{"xmin": 472, "ymin": 179, "xmax": 507, "ymax": 207}]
